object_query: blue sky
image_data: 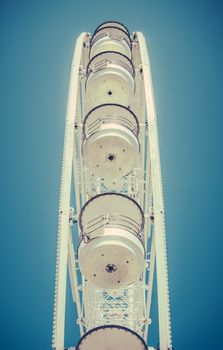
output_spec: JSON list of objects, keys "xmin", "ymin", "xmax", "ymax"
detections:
[{"xmin": 1, "ymin": 0, "xmax": 223, "ymax": 349}]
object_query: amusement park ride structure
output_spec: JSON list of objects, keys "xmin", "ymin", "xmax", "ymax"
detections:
[{"xmin": 52, "ymin": 22, "xmax": 172, "ymax": 350}]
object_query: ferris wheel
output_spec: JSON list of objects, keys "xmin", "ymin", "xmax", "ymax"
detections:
[{"xmin": 52, "ymin": 21, "xmax": 172, "ymax": 350}]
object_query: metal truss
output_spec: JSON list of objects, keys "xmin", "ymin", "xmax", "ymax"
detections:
[{"xmin": 52, "ymin": 30, "xmax": 172, "ymax": 350}]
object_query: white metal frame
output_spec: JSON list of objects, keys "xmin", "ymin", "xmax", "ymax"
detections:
[
  {"xmin": 137, "ymin": 32, "xmax": 172, "ymax": 349},
  {"xmin": 52, "ymin": 30, "xmax": 172, "ymax": 350},
  {"xmin": 52, "ymin": 33, "xmax": 87, "ymax": 350}
]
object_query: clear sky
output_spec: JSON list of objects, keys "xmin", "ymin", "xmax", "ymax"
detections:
[{"xmin": 1, "ymin": 0, "xmax": 223, "ymax": 349}]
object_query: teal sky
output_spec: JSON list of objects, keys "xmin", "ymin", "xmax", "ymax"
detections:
[{"xmin": 1, "ymin": 0, "xmax": 223, "ymax": 349}]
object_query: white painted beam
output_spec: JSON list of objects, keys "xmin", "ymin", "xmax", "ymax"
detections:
[
  {"xmin": 137, "ymin": 32, "xmax": 172, "ymax": 350},
  {"xmin": 52, "ymin": 33, "xmax": 87, "ymax": 350}
]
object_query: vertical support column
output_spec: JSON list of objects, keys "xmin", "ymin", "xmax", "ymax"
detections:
[
  {"xmin": 68, "ymin": 228, "xmax": 84, "ymax": 336},
  {"xmin": 137, "ymin": 32, "xmax": 172, "ymax": 350},
  {"xmin": 52, "ymin": 33, "xmax": 86, "ymax": 350},
  {"xmin": 144, "ymin": 227, "xmax": 155, "ymax": 342}
]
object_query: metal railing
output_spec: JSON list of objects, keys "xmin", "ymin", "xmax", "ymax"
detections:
[
  {"xmin": 84, "ymin": 114, "xmax": 139, "ymax": 138},
  {"xmin": 86, "ymin": 51, "xmax": 135, "ymax": 78},
  {"xmin": 81, "ymin": 212, "xmax": 144, "ymax": 241}
]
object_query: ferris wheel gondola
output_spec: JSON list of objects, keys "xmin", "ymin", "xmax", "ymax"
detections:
[
  {"xmin": 90, "ymin": 21, "xmax": 132, "ymax": 59},
  {"xmin": 76, "ymin": 325, "xmax": 148, "ymax": 350},
  {"xmin": 78, "ymin": 193, "xmax": 145, "ymax": 289},
  {"xmin": 82, "ymin": 103, "xmax": 140, "ymax": 179},
  {"xmin": 86, "ymin": 51, "xmax": 135, "ymax": 106}
]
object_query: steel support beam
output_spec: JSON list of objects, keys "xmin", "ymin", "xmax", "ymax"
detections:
[
  {"xmin": 137, "ymin": 32, "xmax": 172, "ymax": 350},
  {"xmin": 52, "ymin": 33, "xmax": 86, "ymax": 350}
]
